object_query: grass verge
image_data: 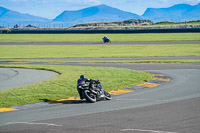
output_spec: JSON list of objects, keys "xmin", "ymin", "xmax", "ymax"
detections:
[
  {"xmin": 48, "ymin": 59, "xmax": 200, "ymax": 64},
  {"xmin": 0, "ymin": 64, "xmax": 153, "ymax": 107},
  {"xmin": 0, "ymin": 44, "xmax": 200, "ymax": 58},
  {"xmin": 0, "ymin": 33, "xmax": 200, "ymax": 42}
]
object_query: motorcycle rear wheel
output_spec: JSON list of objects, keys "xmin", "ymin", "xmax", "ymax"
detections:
[{"xmin": 83, "ymin": 90, "xmax": 97, "ymax": 103}]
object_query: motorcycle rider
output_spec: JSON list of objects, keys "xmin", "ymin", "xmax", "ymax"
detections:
[
  {"xmin": 77, "ymin": 75, "xmax": 100, "ymax": 99},
  {"xmin": 77, "ymin": 75, "xmax": 89, "ymax": 99},
  {"xmin": 77, "ymin": 75, "xmax": 112, "ymax": 102}
]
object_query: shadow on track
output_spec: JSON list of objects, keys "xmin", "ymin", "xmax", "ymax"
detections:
[{"xmin": 40, "ymin": 99, "xmax": 87, "ymax": 104}]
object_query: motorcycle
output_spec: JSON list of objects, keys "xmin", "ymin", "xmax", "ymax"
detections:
[
  {"xmin": 77, "ymin": 79, "xmax": 112, "ymax": 103},
  {"xmin": 102, "ymin": 36, "xmax": 111, "ymax": 43}
]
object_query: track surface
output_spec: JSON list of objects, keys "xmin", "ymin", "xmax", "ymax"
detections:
[
  {"xmin": 0, "ymin": 41, "xmax": 200, "ymax": 45},
  {"xmin": 0, "ymin": 68, "xmax": 59, "ymax": 91},
  {"xmin": 1, "ymin": 56, "xmax": 200, "ymax": 61},
  {"xmin": 0, "ymin": 41, "xmax": 200, "ymax": 133}
]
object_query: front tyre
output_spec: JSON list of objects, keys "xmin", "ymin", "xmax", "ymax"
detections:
[
  {"xmin": 104, "ymin": 90, "xmax": 112, "ymax": 100},
  {"xmin": 83, "ymin": 90, "xmax": 97, "ymax": 103}
]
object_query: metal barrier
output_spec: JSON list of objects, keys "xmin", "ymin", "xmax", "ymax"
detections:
[{"xmin": 0, "ymin": 28, "xmax": 199, "ymax": 34}]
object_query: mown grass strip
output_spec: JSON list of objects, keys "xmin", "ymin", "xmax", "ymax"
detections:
[
  {"xmin": 1, "ymin": 59, "xmax": 200, "ymax": 64},
  {"xmin": 0, "ymin": 33, "xmax": 200, "ymax": 42},
  {"xmin": 0, "ymin": 44, "xmax": 200, "ymax": 58},
  {"xmin": 0, "ymin": 64, "xmax": 153, "ymax": 107}
]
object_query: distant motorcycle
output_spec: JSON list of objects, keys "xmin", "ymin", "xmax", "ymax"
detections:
[
  {"xmin": 77, "ymin": 79, "xmax": 112, "ymax": 103},
  {"xmin": 102, "ymin": 36, "xmax": 111, "ymax": 43}
]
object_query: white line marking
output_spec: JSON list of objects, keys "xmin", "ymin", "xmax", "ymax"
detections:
[
  {"xmin": 7, "ymin": 122, "xmax": 62, "ymax": 127},
  {"xmin": 121, "ymin": 129, "xmax": 178, "ymax": 133}
]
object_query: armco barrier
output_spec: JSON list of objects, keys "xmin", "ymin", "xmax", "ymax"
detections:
[{"xmin": 1, "ymin": 28, "xmax": 200, "ymax": 34}]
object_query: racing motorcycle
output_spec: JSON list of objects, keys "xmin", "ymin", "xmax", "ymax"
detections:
[
  {"xmin": 77, "ymin": 79, "xmax": 112, "ymax": 103},
  {"xmin": 102, "ymin": 36, "xmax": 111, "ymax": 43}
]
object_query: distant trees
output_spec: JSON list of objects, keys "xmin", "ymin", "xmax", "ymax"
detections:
[
  {"xmin": 25, "ymin": 24, "xmax": 38, "ymax": 28},
  {"xmin": 13, "ymin": 24, "xmax": 19, "ymax": 29},
  {"xmin": 13, "ymin": 24, "xmax": 38, "ymax": 29}
]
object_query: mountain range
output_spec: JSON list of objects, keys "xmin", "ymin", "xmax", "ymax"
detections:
[
  {"xmin": 0, "ymin": 6, "xmax": 51, "ymax": 27},
  {"xmin": 0, "ymin": 3, "xmax": 199, "ymax": 27},
  {"xmin": 142, "ymin": 3, "xmax": 200, "ymax": 22},
  {"xmin": 53, "ymin": 5, "xmax": 141, "ymax": 24}
]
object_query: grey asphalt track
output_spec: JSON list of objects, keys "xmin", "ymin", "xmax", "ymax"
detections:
[
  {"xmin": 2, "ymin": 97, "xmax": 199, "ymax": 133},
  {"xmin": 0, "ymin": 68, "xmax": 59, "ymax": 91},
  {"xmin": 0, "ymin": 41, "xmax": 200, "ymax": 45},
  {"xmin": 63, "ymin": 62, "xmax": 200, "ymax": 70},
  {"xmin": 1, "ymin": 56, "xmax": 200, "ymax": 61}
]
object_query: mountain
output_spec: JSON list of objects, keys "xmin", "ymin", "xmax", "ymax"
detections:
[
  {"xmin": 0, "ymin": 6, "xmax": 51, "ymax": 27},
  {"xmin": 53, "ymin": 5, "xmax": 141, "ymax": 25},
  {"xmin": 142, "ymin": 3, "xmax": 200, "ymax": 22},
  {"xmin": 1, "ymin": 3, "xmax": 200, "ymax": 28}
]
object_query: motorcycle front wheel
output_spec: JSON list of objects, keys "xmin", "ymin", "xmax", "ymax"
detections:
[
  {"xmin": 104, "ymin": 90, "xmax": 112, "ymax": 100},
  {"xmin": 83, "ymin": 90, "xmax": 97, "ymax": 103}
]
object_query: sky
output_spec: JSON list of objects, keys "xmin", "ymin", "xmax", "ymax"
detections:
[{"xmin": 0, "ymin": 0, "xmax": 200, "ymax": 19}]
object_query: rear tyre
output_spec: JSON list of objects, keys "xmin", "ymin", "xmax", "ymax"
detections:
[
  {"xmin": 104, "ymin": 90, "xmax": 112, "ymax": 100},
  {"xmin": 83, "ymin": 90, "xmax": 97, "ymax": 103}
]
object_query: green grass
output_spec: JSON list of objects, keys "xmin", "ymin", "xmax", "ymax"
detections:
[
  {"xmin": 0, "ymin": 44, "xmax": 199, "ymax": 59},
  {"xmin": 0, "ymin": 65, "xmax": 153, "ymax": 107},
  {"xmin": 0, "ymin": 33, "xmax": 200, "ymax": 42}
]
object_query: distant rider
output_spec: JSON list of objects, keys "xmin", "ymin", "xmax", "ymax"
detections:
[{"xmin": 102, "ymin": 36, "xmax": 110, "ymax": 43}]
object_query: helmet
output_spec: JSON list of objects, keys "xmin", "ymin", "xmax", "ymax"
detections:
[{"xmin": 80, "ymin": 75, "xmax": 86, "ymax": 79}]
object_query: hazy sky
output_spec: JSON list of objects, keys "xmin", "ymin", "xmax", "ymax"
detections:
[{"xmin": 0, "ymin": 0, "xmax": 200, "ymax": 19}]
